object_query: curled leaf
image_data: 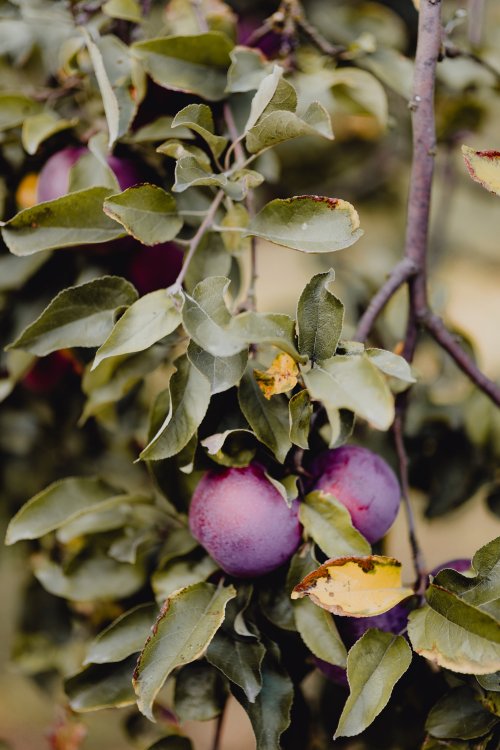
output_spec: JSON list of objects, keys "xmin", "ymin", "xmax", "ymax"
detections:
[
  {"xmin": 254, "ymin": 353, "xmax": 299, "ymax": 399},
  {"xmin": 291, "ymin": 555, "xmax": 413, "ymax": 617}
]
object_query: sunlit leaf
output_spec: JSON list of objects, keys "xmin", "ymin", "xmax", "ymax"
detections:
[
  {"xmin": 291, "ymin": 555, "xmax": 413, "ymax": 617},
  {"xmin": 462, "ymin": 146, "xmax": 500, "ymax": 197},
  {"xmin": 133, "ymin": 582, "xmax": 236, "ymax": 720},
  {"xmin": 246, "ymin": 102, "xmax": 333, "ymax": 154}
]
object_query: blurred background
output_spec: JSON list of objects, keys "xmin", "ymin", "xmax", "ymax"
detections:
[{"xmin": 1, "ymin": 0, "xmax": 500, "ymax": 748}]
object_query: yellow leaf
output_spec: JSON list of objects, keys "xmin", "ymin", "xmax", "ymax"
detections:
[
  {"xmin": 255, "ymin": 353, "xmax": 299, "ymax": 399},
  {"xmin": 462, "ymin": 145, "xmax": 500, "ymax": 196},
  {"xmin": 291, "ymin": 555, "xmax": 413, "ymax": 617}
]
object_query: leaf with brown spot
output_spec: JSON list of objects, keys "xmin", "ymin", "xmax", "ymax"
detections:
[
  {"xmin": 291, "ymin": 555, "xmax": 413, "ymax": 617},
  {"xmin": 254, "ymin": 353, "xmax": 299, "ymax": 399},
  {"xmin": 462, "ymin": 145, "xmax": 500, "ymax": 196}
]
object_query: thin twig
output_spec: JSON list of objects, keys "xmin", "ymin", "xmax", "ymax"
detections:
[
  {"xmin": 224, "ymin": 103, "xmax": 258, "ymax": 312},
  {"xmin": 422, "ymin": 312, "xmax": 500, "ymax": 406},
  {"xmin": 354, "ymin": 258, "xmax": 418, "ymax": 343},
  {"xmin": 296, "ymin": 15, "xmax": 346, "ymax": 58},
  {"xmin": 170, "ymin": 190, "xmax": 224, "ymax": 293},
  {"xmin": 211, "ymin": 704, "xmax": 226, "ymax": 750},
  {"xmin": 393, "ymin": 401, "xmax": 427, "ymax": 596}
]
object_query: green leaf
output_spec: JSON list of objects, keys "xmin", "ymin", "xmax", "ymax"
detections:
[
  {"xmin": 245, "ymin": 65, "xmax": 283, "ymax": 132},
  {"xmin": 7, "ymin": 276, "xmax": 138, "ymax": 356},
  {"xmin": 172, "ymin": 104, "xmax": 228, "ymax": 158},
  {"xmin": 425, "ymin": 584, "xmax": 500, "ymax": 644},
  {"xmin": 21, "ymin": 111, "xmax": 77, "ymax": 155},
  {"xmin": 232, "ymin": 640, "xmax": 293, "ymax": 750},
  {"xmin": 288, "ymin": 390, "xmax": 312, "ymax": 449},
  {"xmin": 297, "ymin": 269, "xmax": 344, "ymax": 361},
  {"xmin": 261, "ymin": 78, "xmax": 297, "ymax": 117},
  {"xmin": 34, "ymin": 553, "xmax": 145, "ymax": 602},
  {"xmin": 182, "ymin": 276, "xmax": 243, "ymax": 357},
  {"xmin": 0, "ymin": 93, "xmax": 41, "ymax": 130},
  {"xmin": 157, "ymin": 139, "xmax": 212, "ymax": 167},
  {"xmin": 426, "ymin": 686, "xmax": 499, "ymax": 740},
  {"xmin": 133, "ymin": 582, "xmax": 236, "ymax": 721},
  {"xmin": 226, "ymin": 47, "xmax": 273, "ymax": 93},
  {"xmin": 68, "ymin": 148, "xmax": 119, "ymax": 193},
  {"xmin": 132, "ymin": 115, "xmax": 195, "ymax": 143},
  {"xmin": 246, "ymin": 196, "xmax": 362, "ymax": 253},
  {"xmin": 152, "ymin": 557, "xmax": 218, "ymax": 603},
  {"xmin": 331, "ymin": 68, "xmax": 388, "ymax": 129},
  {"xmin": 293, "ymin": 597, "xmax": 347, "ymax": 668},
  {"xmin": 238, "ymin": 365, "xmax": 292, "ymax": 463},
  {"xmin": 366, "ymin": 348, "xmax": 416, "ymax": 388},
  {"xmin": 477, "ymin": 673, "xmax": 500, "ymax": 692},
  {"xmin": 246, "ymin": 102, "xmax": 333, "ymax": 154},
  {"xmin": 303, "ymin": 353, "xmax": 394, "ymax": 430},
  {"xmin": 174, "ymin": 661, "xmax": 227, "ymax": 721},
  {"xmin": 103, "ymin": 185, "xmax": 183, "ymax": 245},
  {"xmin": 299, "ymin": 491, "xmax": 371, "ymax": 558},
  {"xmin": 433, "ymin": 537, "xmax": 500, "ymax": 618},
  {"xmin": 65, "ymin": 656, "xmax": 137, "ymax": 712},
  {"xmin": 230, "ymin": 311, "xmax": 302, "ymax": 361},
  {"xmin": 93, "ymin": 290, "xmax": 183, "ymax": 368},
  {"xmin": 408, "ymin": 605, "xmax": 500, "ymax": 675},
  {"xmin": 140, "ymin": 355, "xmax": 211, "ymax": 461},
  {"xmin": 173, "ymin": 156, "xmax": 228, "ymax": 193},
  {"xmin": 85, "ymin": 603, "xmax": 157, "ymax": 665},
  {"xmin": 133, "ymin": 33, "xmax": 234, "ymax": 101},
  {"xmin": 83, "ymin": 30, "xmax": 138, "ymax": 146},
  {"xmin": 1, "ymin": 187, "xmax": 125, "ymax": 256},
  {"xmin": 188, "ymin": 340, "xmax": 247, "ymax": 395},
  {"xmin": 335, "ymin": 630, "xmax": 412, "ymax": 738},
  {"xmin": 102, "ymin": 0, "xmax": 142, "ymax": 23},
  {"xmin": 5, "ymin": 476, "xmax": 133, "ymax": 544},
  {"xmin": 56, "ymin": 500, "xmax": 153, "ymax": 543}
]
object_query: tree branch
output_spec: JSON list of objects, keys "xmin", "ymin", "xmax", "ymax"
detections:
[
  {"xmin": 354, "ymin": 258, "xmax": 417, "ymax": 343},
  {"xmin": 422, "ymin": 312, "xmax": 500, "ymax": 406}
]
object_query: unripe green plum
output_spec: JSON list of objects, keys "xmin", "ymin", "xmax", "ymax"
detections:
[
  {"xmin": 311, "ymin": 445, "xmax": 401, "ymax": 543},
  {"xmin": 188, "ymin": 464, "xmax": 302, "ymax": 578}
]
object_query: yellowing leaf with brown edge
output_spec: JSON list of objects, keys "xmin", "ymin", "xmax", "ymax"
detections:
[
  {"xmin": 255, "ymin": 353, "xmax": 299, "ymax": 400},
  {"xmin": 291, "ymin": 555, "xmax": 413, "ymax": 617},
  {"xmin": 462, "ymin": 145, "xmax": 500, "ymax": 196}
]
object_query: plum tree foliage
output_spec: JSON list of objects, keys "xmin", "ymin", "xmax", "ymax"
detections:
[{"xmin": 0, "ymin": 0, "xmax": 499, "ymax": 749}]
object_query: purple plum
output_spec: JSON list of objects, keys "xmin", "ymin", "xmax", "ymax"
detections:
[
  {"xmin": 188, "ymin": 464, "xmax": 302, "ymax": 578},
  {"xmin": 36, "ymin": 147, "xmax": 144, "ymax": 203},
  {"xmin": 311, "ymin": 445, "xmax": 401, "ymax": 543}
]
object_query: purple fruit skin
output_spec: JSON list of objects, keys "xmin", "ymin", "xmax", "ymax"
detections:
[
  {"xmin": 312, "ymin": 657, "xmax": 348, "ymax": 688},
  {"xmin": 37, "ymin": 147, "xmax": 144, "ymax": 203},
  {"xmin": 188, "ymin": 464, "xmax": 302, "ymax": 578},
  {"xmin": 128, "ymin": 241, "xmax": 183, "ymax": 294},
  {"xmin": 430, "ymin": 558, "xmax": 471, "ymax": 577},
  {"xmin": 311, "ymin": 445, "xmax": 401, "ymax": 543},
  {"xmin": 336, "ymin": 603, "xmax": 410, "ymax": 648}
]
